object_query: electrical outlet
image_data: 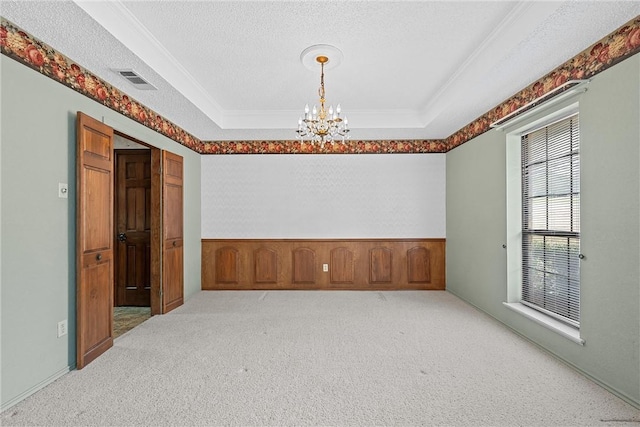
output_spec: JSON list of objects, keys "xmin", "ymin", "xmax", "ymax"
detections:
[
  {"xmin": 323, "ymin": 263, "xmax": 329, "ymax": 272},
  {"xmin": 57, "ymin": 320, "xmax": 68, "ymax": 338},
  {"xmin": 58, "ymin": 183, "xmax": 68, "ymax": 199}
]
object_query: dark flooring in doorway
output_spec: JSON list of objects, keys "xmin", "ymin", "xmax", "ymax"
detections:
[{"xmin": 114, "ymin": 306, "xmax": 151, "ymax": 338}]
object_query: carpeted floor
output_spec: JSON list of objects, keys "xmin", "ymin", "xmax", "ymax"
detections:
[
  {"xmin": 2, "ymin": 291, "xmax": 639, "ymax": 426},
  {"xmin": 113, "ymin": 306, "xmax": 151, "ymax": 338}
]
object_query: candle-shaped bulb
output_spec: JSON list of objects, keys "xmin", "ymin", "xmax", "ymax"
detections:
[{"xmin": 304, "ymin": 104, "xmax": 309, "ymax": 114}]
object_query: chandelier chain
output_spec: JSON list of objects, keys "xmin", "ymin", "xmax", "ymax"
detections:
[{"xmin": 319, "ymin": 62, "xmax": 325, "ymax": 101}]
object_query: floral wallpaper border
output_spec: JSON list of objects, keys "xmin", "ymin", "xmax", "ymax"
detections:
[
  {"xmin": 2, "ymin": 15, "xmax": 639, "ymax": 155},
  {"xmin": 199, "ymin": 139, "xmax": 448, "ymax": 154},
  {"xmin": 0, "ymin": 18, "xmax": 203, "ymax": 152}
]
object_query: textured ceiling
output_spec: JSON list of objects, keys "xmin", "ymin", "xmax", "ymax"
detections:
[{"xmin": 2, "ymin": 1, "xmax": 640, "ymax": 141}]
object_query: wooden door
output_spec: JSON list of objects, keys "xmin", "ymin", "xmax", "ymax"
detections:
[
  {"xmin": 76, "ymin": 112, "xmax": 114, "ymax": 369},
  {"xmin": 114, "ymin": 150, "xmax": 151, "ymax": 307},
  {"xmin": 161, "ymin": 151, "xmax": 184, "ymax": 313}
]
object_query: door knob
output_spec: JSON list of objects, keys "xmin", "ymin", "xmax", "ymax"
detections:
[{"xmin": 118, "ymin": 233, "xmax": 127, "ymax": 242}]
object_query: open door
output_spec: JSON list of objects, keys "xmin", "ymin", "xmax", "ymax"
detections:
[
  {"xmin": 76, "ymin": 112, "xmax": 114, "ymax": 369},
  {"xmin": 161, "ymin": 151, "xmax": 184, "ymax": 313}
]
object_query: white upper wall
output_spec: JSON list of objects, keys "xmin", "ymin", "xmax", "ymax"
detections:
[{"xmin": 201, "ymin": 154, "xmax": 445, "ymax": 238}]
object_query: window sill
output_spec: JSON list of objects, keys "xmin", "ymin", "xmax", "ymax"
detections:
[{"xmin": 503, "ymin": 302, "xmax": 585, "ymax": 345}]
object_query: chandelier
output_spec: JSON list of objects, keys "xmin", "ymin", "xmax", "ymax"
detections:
[{"xmin": 296, "ymin": 51, "xmax": 350, "ymax": 145}]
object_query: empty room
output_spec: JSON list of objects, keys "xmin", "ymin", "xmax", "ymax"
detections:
[{"xmin": 1, "ymin": 1, "xmax": 639, "ymax": 425}]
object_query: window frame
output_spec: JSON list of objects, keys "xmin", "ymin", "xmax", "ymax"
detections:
[{"xmin": 502, "ymin": 94, "xmax": 585, "ymax": 345}]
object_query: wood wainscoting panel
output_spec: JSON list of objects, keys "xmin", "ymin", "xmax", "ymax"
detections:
[
  {"xmin": 215, "ymin": 247, "xmax": 239, "ymax": 284},
  {"xmin": 330, "ymin": 247, "xmax": 355, "ymax": 285},
  {"xmin": 201, "ymin": 239, "xmax": 445, "ymax": 290},
  {"xmin": 292, "ymin": 247, "xmax": 316, "ymax": 285},
  {"xmin": 369, "ymin": 247, "xmax": 392, "ymax": 284},
  {"xmin": 254, "ymin": 247, "xmax": 278, "ymax": 284},
  {"xmin": 407, "ymin": 246, "xmax": 431, "ymax": 283}
]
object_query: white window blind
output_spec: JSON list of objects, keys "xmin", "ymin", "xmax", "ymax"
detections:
[{"xmin": 521, "ymin": 114, "xmax": 580, "ymax": 326}]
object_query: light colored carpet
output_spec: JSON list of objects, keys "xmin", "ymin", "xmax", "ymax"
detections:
[{"xmin": 2, "ymin": 291, "xmax": 638, "ymax": 426}]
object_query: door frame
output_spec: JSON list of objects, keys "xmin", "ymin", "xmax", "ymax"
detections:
[
  {"xmin": 113, "ymin": 148, "xmax": 152, "ymax": 307},
  {"xmin": 77, "ymin": 112, "xmax": 185, "ymax": 369}
]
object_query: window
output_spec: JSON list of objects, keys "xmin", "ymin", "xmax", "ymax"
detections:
[{"xmin": 521, "ymin": 114, "xmax": 580, "ymax": 326}]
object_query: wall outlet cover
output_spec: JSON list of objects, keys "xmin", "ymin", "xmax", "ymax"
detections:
[{"xmin": 57, "ymin": 319, "xmax": 68, "ymax": 337}]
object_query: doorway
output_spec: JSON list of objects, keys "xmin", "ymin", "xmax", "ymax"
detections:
[
  {"xmin": 112, "ymin": 131, "xmax": 166, "ymax": 318},
  {"xmin": 76, "ymin": 112, "xmax": 184, "ymax": 368},
  {"xmin": 114, "ymin": 136, "xmax": 152, "ymax": 336}
]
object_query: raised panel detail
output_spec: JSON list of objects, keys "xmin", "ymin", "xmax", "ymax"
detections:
[
  {"xmin": 330, "ymin": 247, "xmax": 354, "ymax": 284},
  {"xmin": 370, "ymin": 247, "xmax": 392, "ymax": 284},
  {"xmin": 163, "ymin": 245, "xmax": 183, "ymax": 309},
  {"xmin": 163, "ymin": 184, "xmax": 182, "ymax": 241},
  {"xmin": 408, "ymin": 247, "xmax": 431, "ymax": 283},
  {"xmin": 254, "ymin": 248, "xmax": 277, "ymax": 283},
  {"xmin": 82, "ymin": 129, "xmax": 111, "ymax": 161},
  {"xmin": 165, "ymin": 157, "xmax": 183, "ymax": 179},
  {"xmin": 83, "ymin": 167, "xmax": 111, "ymax": 251},
  {"xmin": 216, "ymin": 247, "xmax": 239, "ymax": 284},
  {"xmin": 125, "ymin": 161, "xmax": 137, "ymax": 179},
  {"xmin": 292, "ymin": 248, "xmax": 315, "ymax": 284},
  {"xmin": 126, "ymin": 245, "xmax": 137, "ymax": 288},
  {"xmin": 80, "ymin": 260, "xmax": 112, "ymax": 352}
]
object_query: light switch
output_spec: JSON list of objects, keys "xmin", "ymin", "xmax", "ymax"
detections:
[
  {"xmin": 58, "ymin": 183, "xmax": 68, "ymax": 199},
  {"xmin": 323, "ymin": 264, "xmax": 329, "ymax": 272}
]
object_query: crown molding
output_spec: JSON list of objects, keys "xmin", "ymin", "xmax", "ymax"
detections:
[
  {"xmin": 2, "ymin": 14, "xmax": 638, "ymax": 155},
  {"xmin": 73, "ymin": 0, "xmax": 225, "ymax": 125},
  {"xmin": 417, "ymin": 1, "xmax": 565, "ymax": 128}
]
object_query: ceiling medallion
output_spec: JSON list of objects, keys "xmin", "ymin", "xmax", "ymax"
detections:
[{"xmin": 296, "ymin": 44, "xmax": 350, "ymax": 146}]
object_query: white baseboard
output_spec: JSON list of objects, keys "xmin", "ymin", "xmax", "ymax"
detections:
[{"xmin": 1, "ymin": 365, "xmax": 73, "ymax": 413}]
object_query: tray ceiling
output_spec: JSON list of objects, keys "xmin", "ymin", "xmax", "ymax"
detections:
[{"xmin": 2, "ymin": 1, "xmax": 639, "ymax": 141}]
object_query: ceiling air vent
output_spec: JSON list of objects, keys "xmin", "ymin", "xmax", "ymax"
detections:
[{"xmin": 112, "ymin": 69, "xmax": 157, "ymax": 90}]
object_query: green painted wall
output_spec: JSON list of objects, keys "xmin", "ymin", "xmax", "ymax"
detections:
[
  {"xmin": 446, "ymin": 54, "xmax": 640, "ymax": 407},
  {"xmin": 0, "ymin": 56, "xmax": 202, "ymax": 409}
]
